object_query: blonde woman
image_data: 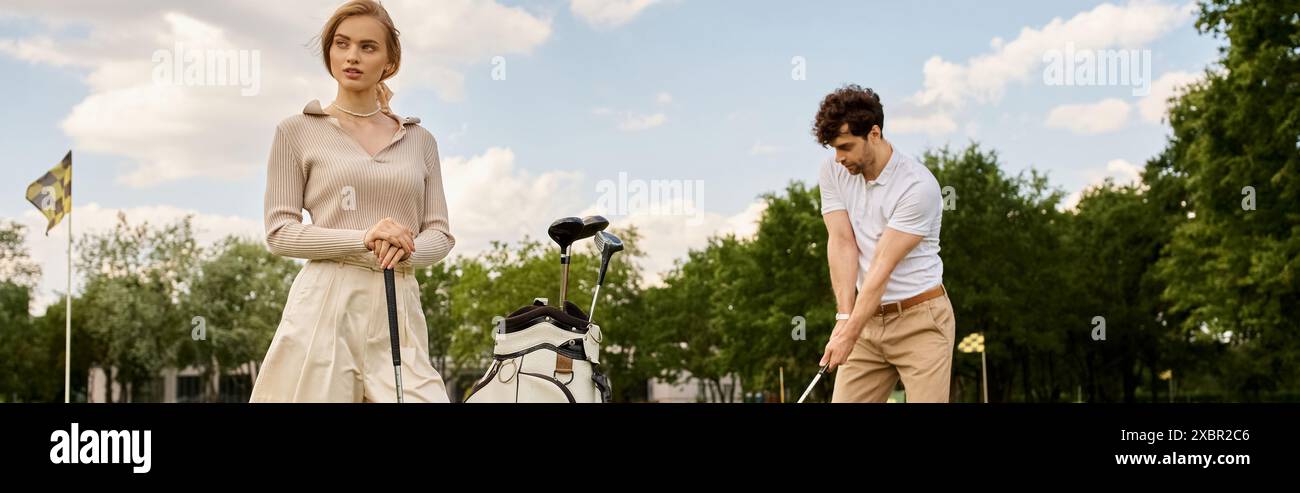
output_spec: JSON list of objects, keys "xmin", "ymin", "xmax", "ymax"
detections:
[{"xmin": 251, "ymin": 0, "xmax": 454, "ymax": 403}]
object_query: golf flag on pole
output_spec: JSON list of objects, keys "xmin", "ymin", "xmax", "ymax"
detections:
[
  {"xmin": 26, "ymin": 151, "xmax": 74, "ymax": 403},
  {"xmin": 958, "ymin": 332, "xmax": 985, "ymax": 353},
  {"xmin": 26, "ymin": 151, "xmax": 73, "ymax": 234},
  {"xmin": 958, "ymin": 332, "xmax": 988, "ymax": 403}
]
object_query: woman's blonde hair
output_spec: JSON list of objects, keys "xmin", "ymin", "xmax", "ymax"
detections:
[{"xmin": 320, "ymin": 0, "xmax": 401, "ymax": 112}]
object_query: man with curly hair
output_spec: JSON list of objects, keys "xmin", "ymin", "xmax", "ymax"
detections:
[{"xmin": 812, "ymin": 84, "xmax": 954, "ymax": 403}]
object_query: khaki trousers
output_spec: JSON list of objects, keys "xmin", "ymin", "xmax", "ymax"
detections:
[
  {"xmin": 250, "ymin": 258, "xmax": 450, "ymax": 403},
  {"xmin": 831, "ymin": 292, "xmax": 956, "ymax": 403}
]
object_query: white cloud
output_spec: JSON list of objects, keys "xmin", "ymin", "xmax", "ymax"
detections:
[
  {"xmin": 617, "ymin": 200, "xmax": 767, "ymax": 286},
  {"xmin": 596, "ymin": 92, "xmax": 671, "ymax": 131},
  {"xmin": 889, "ymin": 112, "xmax": 959, "ymax": 137},
  {"xmin": 0, "ymin": 0, "xmax": 553, "ymax": 188},
  {"xmin": 0, "ymin": 36, "xmax": 86, "ymax": 67},
  {"xmin": 428, "ymin": 147, "xmax": 772, "ymax": 288},
  {"xmin": 308, "ymin": 158, "xmax": 770, "ymax": 289},
  {"xmin": 570, "ymin": 0, "xmax": 663, "ymax": 29},
  {"xmin": 1104, "ymin": 158, "xmax": 1143, "ymax": 183},
  {"xmin": 908, "ymin": 1, "xmax": 1194, "ymax": 110},
  {"xmin": 1060, "ymin": 191, "xmax": 1085, "ymax": 212},
  {"xmin": 1045, "ymin": 98, "xmax": 1132, "ymax": 134},
  {"xmin": 445, "ymin": 122, "xmax": 470, "ymax": 143},
  {"xmin": 1061, "ymin": 158, "xmax": 1144, "ymax": 210},
  {"xmin": 750, "ymin": 140, "xmax": 784, "ymax": 155},
  {"xmin": 394, "ymin": 0, "xmax": 552, "ymax": 66},
  {"xmin": 1138, "ymin": 70, "xmax": 1203, "ymax": 124},
  {"xmin": 440, "ymin": 147, "xmax": 587, "ymax": 254},
  {"xmin": 617, "ymin": 112, "xmax": 667, "ymax": 131}
]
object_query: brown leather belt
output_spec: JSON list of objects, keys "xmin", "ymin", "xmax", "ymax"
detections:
[{"xmin": 877, "ymin": 285, "xmax": 947, "ymax": 316}]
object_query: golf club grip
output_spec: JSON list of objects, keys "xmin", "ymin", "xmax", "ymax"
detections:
[{"xmin": 383, "ymin": 268, "xmax": 401, "ymax": 367}]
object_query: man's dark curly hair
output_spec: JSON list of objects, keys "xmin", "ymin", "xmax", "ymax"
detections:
[{"xmin": 812, "ymin": 84, "xmax": 884, "ymax": 147}]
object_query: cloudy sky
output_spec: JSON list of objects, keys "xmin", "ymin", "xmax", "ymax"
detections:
[{"xmin": 1, "ymin": 0, "xmax": 1218, "ymax": 311}]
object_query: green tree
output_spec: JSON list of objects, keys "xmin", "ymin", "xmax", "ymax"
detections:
[
  {"xmin": 415, "ymin": 261, "xmax": 456, "ymax": 376},
  {"xmin": 77, "ymin": 213, "xmax": 199, "ymax": 402},
  {"xmin": 924, "ymin": 145, "xmax": 1072, "ymax": 402},
  {"xmin": 182, "ymin": 236, "xmax": 300, "ymax": 401},
  {"xmin": 638, "ymin": 183, "xmax": 833, "ymax": 402},
  {"xmin": 0, "ymin": 220, "xmax": 40, "ymax": 286},
  {"xmin": 726, "ymin": 183, "xmax": 833, "ymax": 402},
  {"xmin": 648, "ymin": 235, "xmax": 752, "ymax": 402},
  {"xmin": 569, "ymin": 227, "xmax": 653, "ymax": 401},
  {"xmin": 1067, "ymin": 180, "xmax": 1182, "ymax": 403},
  {"xmin": 0, "ymin": 220, "xmax": 64, "ymax": 402},
  {"xmin": 27, "ymin": 296, "xmax": 95, "ymax": 402},
  {"xmin": 1154, "ymin": 0, "xmax": 1300, "ymax": 399}
]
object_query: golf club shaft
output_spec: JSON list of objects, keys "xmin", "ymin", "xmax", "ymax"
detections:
[
  {"xmin": 588, "ymin": 284, "xmax": 602, "ymax": 322},
  {"xmin": 797, "ymin": 365, "xmax": 828, "ymax": 403},
  {"xmin": 559, "ymin": 248, "xmax": 570, "ymax": 304},
  {"xmin": 796, "ymin": 375, "xmax": 821, "ymax": 403},
  {"xmin": 588, "ymin": 256, "xmax": 614, "ymax": 323},
  {"xmin": 383, "ymin": 268, "xmax": 404, "ymax": 403}
]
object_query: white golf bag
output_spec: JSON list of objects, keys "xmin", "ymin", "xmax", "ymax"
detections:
[{"xmin": 465, "ymin": 301, "xmax": 612, "ymax": 403}]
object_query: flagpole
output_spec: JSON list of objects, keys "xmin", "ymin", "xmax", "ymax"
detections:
[
  {"xmin": 65, "ymin": 206, "xmax": 72, "ymax": 403},
  {"xmin": 981, "ymin": 350, "xmax": 988, "ymax": 404},
  {"xmin": 779, "ymin": 367, "xmax": 785, "ymax": 403}
]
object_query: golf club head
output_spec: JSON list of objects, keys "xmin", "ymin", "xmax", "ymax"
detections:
[
  {"xmin": 588, "ymin": 231, "xmax": 625, "ymax": 323},
  {"xmin": 594, "ymin": 230, "xmax": 625, "ymax": 260},
  {"xmin": 593, "ymin": 231, "xmax": 625, "ymax": 285},
  {"xmin": 577, "ymin": 215, "xmax": 609, "ymax": 241},
  {"xmin": 547, "ymin": 217, "xmax": 584, "ymax": 251},
  {"xmin": 550, "ymin": 217, "xmax": 584, "ymax": 305}
]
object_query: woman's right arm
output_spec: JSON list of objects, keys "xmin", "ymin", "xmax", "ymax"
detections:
[{"xmin": 263, "ymin": 123, "xmax": 371, "ymax": 260}]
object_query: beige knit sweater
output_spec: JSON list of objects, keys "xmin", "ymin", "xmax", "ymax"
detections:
[{"xmin": 263, "ymin": 100, "xmax": 455, "ymax": 269}]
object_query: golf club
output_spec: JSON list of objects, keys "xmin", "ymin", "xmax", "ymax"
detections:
[
  {"xmin": 579, "ymin": 215, "xmax": 609, "ymax": 240},
  {"xmin": 587, "ymin": 231, "xmax": 624, "ymax": 323},
  {"xmin": 563, "ymin": 215, "xmax": 609, "ymax": 306},
  {"xmin": 797, "ymin": 364, "xmax": 828, "ymax": 403},
  {"xmin": 383, "ymin": 268, "xmax": 403, "ymax": 403},
  {"xmin": 547, "ymin": 217, "xmax": 584, "ymax": 305}
]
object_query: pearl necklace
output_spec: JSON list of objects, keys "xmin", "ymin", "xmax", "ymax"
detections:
[{"xmin": 331, "ymin": 102, "xmax": 382, "ymax": 118}]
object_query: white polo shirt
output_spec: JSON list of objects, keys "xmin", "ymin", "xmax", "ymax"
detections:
[{"xmin": 819, "ymin": 148, "xmax": 944, "ymax": 302}]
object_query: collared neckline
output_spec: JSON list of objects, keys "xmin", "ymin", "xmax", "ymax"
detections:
[
  {"xmin": 302, "ymin": 99, "xmax": 422, "ymax": 126},
  {"xmin": 868, "ymin": 145, "xmax": 901, "ymax": 186},
  {"xmin": 303, "ymin": 100, "xmax": 418, "ymax": 161}
]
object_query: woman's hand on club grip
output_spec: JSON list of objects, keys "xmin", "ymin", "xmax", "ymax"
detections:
[{"xmin": 364, "ymin": 217, "xmax": 416, "ymax": 256}]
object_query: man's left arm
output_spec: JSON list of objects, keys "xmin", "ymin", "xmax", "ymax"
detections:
[
  {"xmin": 820, "ymin": 180, "xmax": 942, "ymax": 370},
  {"xmin": 820, "ymin": 228, "xmax": 923, "ymax": 369}
]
